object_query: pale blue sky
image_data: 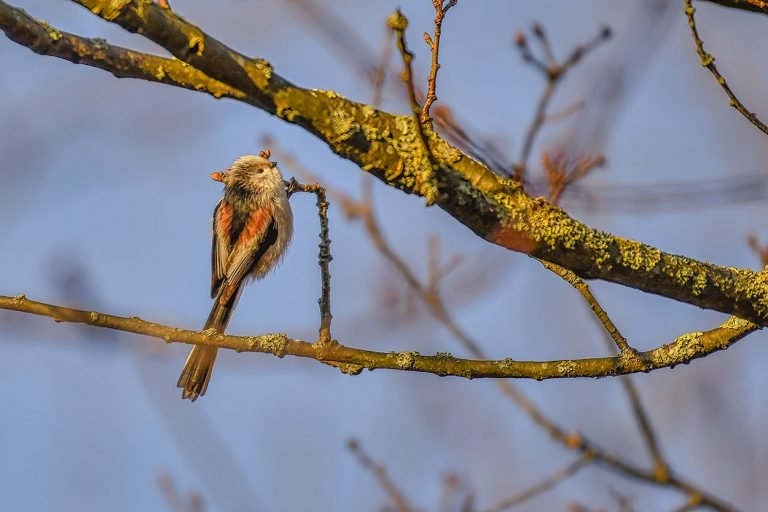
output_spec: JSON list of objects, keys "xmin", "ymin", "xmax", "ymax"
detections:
[{"xmin": 2, "ymin": 1, "xmax": 768, "ymax": 510}]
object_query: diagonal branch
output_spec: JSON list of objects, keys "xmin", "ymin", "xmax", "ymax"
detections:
[
  {"xmin": 0, "ymin": 2, "xmax": 245, "ymax": 101},
  {"xmin": 539, "ymin": 260, "xmax": 671, "ymax": 482},
  {"xmin": 482, "ymin": 455, "xmax": 592, "ymax": 512},
  {"xmin": 684, "ymin": 0, "xmax": 768, "ymax": 135},
  {"xmin": 699, "ymin": 0, "xmax": 768, "ymax": 14},
  {"xmin": 347, "ymin": 439, "xmax": 414, "ymax": 512}
]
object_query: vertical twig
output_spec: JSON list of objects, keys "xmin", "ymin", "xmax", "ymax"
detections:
[
  {"xmin": 286, "ymin": 178, "xmax": 333, "ymax": 343},
  {"xmin": 388, "ymin": 10, "xmax": 421, "ymax": 120},
  {"xmin": 512, "ymin": 24, "xmax": 611, "ymax": 180},
  {"xmin": 421, "ymin": 0, "xmax": 458, "ymax": 123},
  {"xmin": 388, "ymin": 8, "xmax": 441, "ymax": 197}
]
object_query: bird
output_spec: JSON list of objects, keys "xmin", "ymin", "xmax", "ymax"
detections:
[{"xmin": 177, "ymin": 152, "xmax": 293, "ymax": 401}]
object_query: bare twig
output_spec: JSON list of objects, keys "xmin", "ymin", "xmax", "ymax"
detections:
[
  {"xmin": 542, "ymin": 101, "xmax": 586, "ymax": 125},
  {"xmin": 388, "ymin": 8, "xmax": 440, "ymax": 202},
  {"xmin": 670, "ymin": 495, "xmax": 705, "ymax": 512},
  {"xmin": 538, "ymin": 258, "xmax": 670, "ymax": 481},
  {"xmin": 421, "ymin": 0, "xmax": 458, "ymax": 123},
  {"xmin": 372, "ymin": 28, "xmax": 393, "ymax": 108},
  {"xmin": 388, "ymin": 10, "xmax": 421, "ymax": 120},
  {"xmin": 617, "ymin": 373, "xmax": 669, "ymax": 482},
  {"xmin": 747, "ymin": 235, "xmax": 768, "ymax": 268},
  {"xmin": 541, "ymin": 152, "xmax": 605, "ymax": 205},
  {"xmin": 158, "ymin": 474, "xmax": 205, "ymax": 512},
  {"xmin": 347, "ymin": 439, "xmax": 414, "ymax": 512},
  {"xmin": 512, "ymin": 24, "xmax": 611, "ymax": 180},
  {"xmin": 482, "ymin": 455, "xmax": 592, "ymax": 512},
  {"xmin": 537, "ymin": 259, "xmax": 638, "ymax": 357},
  {"xmin": 684, "ymin": 0, "xmax": 768, "ymax": 135},
  {"xmin": 286, "ymin": 178, "xmax": 333, "ymax": 343}
]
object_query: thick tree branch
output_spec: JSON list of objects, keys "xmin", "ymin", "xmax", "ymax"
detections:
[
  {"xmin": 699, "ymin": 0, "xmax": 768, "ymax": 14},
  {"xmin": 4, "ymin": 0, "xmax": 768, "ymax": 327},
  {"xmin": 0, "ymin": 294, "xmax": 759, "ymax": 381}
]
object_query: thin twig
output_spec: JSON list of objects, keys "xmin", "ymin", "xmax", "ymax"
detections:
[
  {"xmin": 541, "ymin": 152, "xmax": 605, "ymax": 205},
  {"xmin": 537, "ymin": 260, "xmax": 638, "ymax": 356},
  {"xmin": 542, "ymin": 101, "xmax": 586, "ymax": 124},
  {"xmin": 421, "ymin": 0, "xmax": 458, "ymax": 123},
  {"xmin": 670, "ymin": 495, "xmax": 705, "ymax": 512},
  {"xmin": 286, "ymin": 178, "xmax": 333, "ymax": 343},
  {"xmin": 372, "ymin": 27, "xmax": 393, "ymax": 108},
  {"xmin": 512, "ymin": 24, "xmax": 611, "ymax": 180},
  {"xmin": 684, "ymin": 0, "xmax": 768, "ymax": 135},
  {"xmin": 538, "ymin": 257, "xmax": 671, "ymax": 480},
  {"xmin": 746, "ymin": 235, "xmax": 768, "ymax": 268},
  {"xmin": 482, "ymin": 455, "xmax": 592, "ymax": 512},
  {"xmin": 347, "ymin": 439, "xmax": 414, "ymax": 512},
  {"xmin": 388, "ymin": 10, "xmax": 421, "ymax": 120},
  {"xmin": 617, "ymin": 374, "xmax": 669, "ymax": 482},
  {"xmin": 388, "ymin": 8, "xmax": 440, "ymax": 201}
]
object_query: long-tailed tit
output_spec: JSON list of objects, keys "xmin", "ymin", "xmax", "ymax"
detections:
[{"xmin": 177, "ymin": 153, "xmax": 293, "ymax": 401}]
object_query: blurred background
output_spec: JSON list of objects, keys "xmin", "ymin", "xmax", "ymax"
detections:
[{"xmin": 2, "ymin": 0, "xmax": 768, "ymax": 510}]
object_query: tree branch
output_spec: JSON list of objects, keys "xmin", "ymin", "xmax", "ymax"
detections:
[
  {"xmin": 286, "ymin": 178, "xmax": 333, "ymax": 343},
  {"xmin": 482, "ymin": 455, "xmax": 592, "ymax": 512},
  {"xmin": 347, "ymin": 439, "xmax": 414, "ymax": 512},
  {"xmin": 0, "ymin": 294, "xmax": 759, "ymax": 381},
  {"xmin": 4, "ymin": 0, "xmax": 768, "ymax": 327},
  {"xmin": 0, "ymin": 2, "xmax": 245, "ymax": 101},
  {"xmin": 512, "ymin": 23, "xmax": 610, "ymax": 180},
  {"xmin": 685, "ymin": 0, "xmax": 768, "ymax": 136},
  {"xmin": 699, "ymin": 0, "xmax": 768, "ymax": 14},
  {"xmin": 421, "ymin": 0, "xmax": 457, "ymax": 123}
]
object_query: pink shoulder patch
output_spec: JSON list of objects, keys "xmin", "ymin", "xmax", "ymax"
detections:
[{"xmin": 237, "ymin": 208, "xmax": 271, "ymax": 246}]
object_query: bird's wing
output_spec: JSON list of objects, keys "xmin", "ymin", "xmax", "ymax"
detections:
[
  {"xmin": 211, "ymin": 199, "xmax": 232, "ymax": 298},
  {"xmin": 218, "ymin": 208, "xmax": 277, "ymax": 305}
]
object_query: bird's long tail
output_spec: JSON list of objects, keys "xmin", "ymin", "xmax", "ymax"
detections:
[{"xmin": 177, "ymin": 287, "xmax": 240, "ymax": 401}]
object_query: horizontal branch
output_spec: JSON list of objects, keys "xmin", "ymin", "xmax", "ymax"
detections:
[
  {"xmin": 1, "ymin": 294, "xmax": 759, "ymax": 380},
  {"xmin": 4, "ymin": 0, "xmax": 768, "ymax": 327}
]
